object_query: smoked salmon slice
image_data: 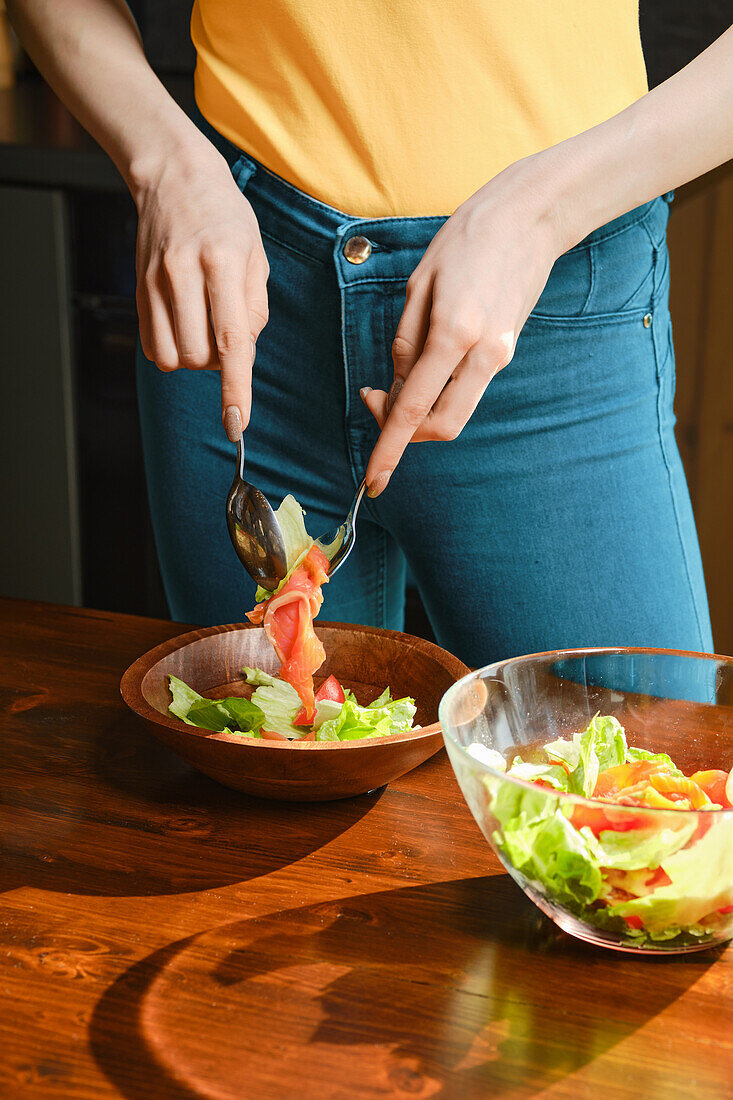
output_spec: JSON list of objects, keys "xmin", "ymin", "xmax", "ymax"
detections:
[{"xmin": 246, "ymin": 545, "xmax": 330, "ymax": 722}]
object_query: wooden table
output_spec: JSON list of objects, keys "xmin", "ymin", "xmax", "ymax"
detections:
[{"xmin": 1, "ymin": 600, "xmax": 731, "ymax": 1099}]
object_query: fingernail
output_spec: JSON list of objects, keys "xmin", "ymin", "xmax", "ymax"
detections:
[
  {"xmin": 386, "ymin": 376, "xmax": 404, "ymax": 415},
  {"xmin": 250, "ymin": 335, "xmax": 256, "ymax": 364},
  {"xmin": 223, "ymin": 405, "xmax": 242, "ymax": 442},
  {"xmin": 360, "ymin": 386, "xmax": 372, "ymax": 401},
  {"xmin": 367, "ymin": 470, "xmax": 391, "ymax": 498}
]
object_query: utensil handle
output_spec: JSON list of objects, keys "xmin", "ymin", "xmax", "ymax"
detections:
[{"xmin": 236, "ymin": 433, "xmax": 245, "ymax": 480}]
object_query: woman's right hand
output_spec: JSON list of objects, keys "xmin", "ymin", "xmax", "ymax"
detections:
[{"xmin": 133, "ymin": 139, "xmax": 269, "ymax": 440}]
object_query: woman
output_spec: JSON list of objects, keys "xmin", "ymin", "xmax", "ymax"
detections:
[{"xmin": 9, "ymin": 1, "xmax": 732, "ymax": 666}]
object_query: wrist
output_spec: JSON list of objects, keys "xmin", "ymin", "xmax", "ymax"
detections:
[
  {"xmin": 124, "ymin": 118, "xmax": 217, "ymax": 205},
  {"xmin": 526, "ymin": 111, "xmax": 640, "ymax": 252}
]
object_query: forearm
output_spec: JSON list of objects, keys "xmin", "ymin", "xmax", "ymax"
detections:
[
  {"xmin": 536, "ymin": 25, "xmax": 733, "ymax": 249},
  {"xmin": 6, "ymin": 0, "xmax": 209, "ymax": 197}
]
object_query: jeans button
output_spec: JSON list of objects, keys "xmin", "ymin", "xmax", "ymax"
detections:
[
  {"xmin": 643, "ymin": 312, "xmax": 653, "ymax": 328},
  {"xmin": 343, "ymin": 235, "xmax": 372, "ymax": 264}
]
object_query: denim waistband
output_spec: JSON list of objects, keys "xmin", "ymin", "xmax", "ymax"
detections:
[{"xmin": 194, "ymin": 105, "xmax": 672, "ymax": 281}]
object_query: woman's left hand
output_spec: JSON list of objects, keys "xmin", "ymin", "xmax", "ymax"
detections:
[{"xmin": 361, "ymin": 156, "xmax": 569, "ymax": 496}]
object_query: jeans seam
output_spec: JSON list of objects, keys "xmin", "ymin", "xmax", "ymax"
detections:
[
  {"xmin": 338, "ymin": 275, "xmax": 413, "ymax": 288},
  {"xmin": 579, "ymin": 246, "xmax": 596, "ymax": 316},
  {"xmin": 259, "ymin": 228, "xmax": 329, "ymax": 267},
  {"xmin": 377, "ymin": 526, "xmax": 387, "ymax": 627},
  {"xmin": 566, "ymin": 199, "xmax": 659, "ymax": 254},
  {"xmin": 652, "ymin": 320, "xmax": 706, "ymax": 650},
  {"xmin": 527, "ymin": 307, "xmax": 652, "ymax": 328}
]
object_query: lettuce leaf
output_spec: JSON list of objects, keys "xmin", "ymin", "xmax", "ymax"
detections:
[
  {"xmin": 381, "ymin": 695, "xmax": 418, "ymax": 734},
  {"xmin": 467, "ymin": 743, "xmax": 507, "ymax": 771},
  {"xmin": 545, "ymin": 714, "xmax": 627, "ymax": 797},
  {"xmin": 242, "ymin": 666, "xmax": 277, "ymax": 687},
  {"xmin": 625, "ymin": 746, "xmax": 683, "ymax": 774},
  {"xmin": 249, "ymin": 677, "xmax": 307, "ymax": 739},
  {"xmin": 490, "ymin": 774, "xmax": 556, "ymax": 837},
  {"xmin": 254, "ymin": 495, "xmax": 314, "ymax": 602},
  {"xmin": 316, "ymin": 699, "xmax": 393, "ymax": 741},
  {"xmin": 543, "ymin": 734, "xmax": 581, "ymax": 771},
  {"xmin": 607, "ymin": 815, "xmax": 733, "ymax": 931},
  {"xmin": 500, "ymin": 808, "xmax": 602, "ymax": 908},
  {"xmin": 168, "ymin": 675, "xmax": 264, "ymax": 735},
  {"xmin": 583, "ymin": 820, "xmax": 697, "ymax": 871},
  {"xmin": 507, "ymin": 758, "xmax": 571, "ymax": 791},
  {"xmin": 314, "ymin": 689, "xmax": 416, "ymax": 736}
]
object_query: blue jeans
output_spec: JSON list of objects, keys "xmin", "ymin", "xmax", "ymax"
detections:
[{"xmin": 136, "ymin": 116, "xmax": 713, "ymax": 668}]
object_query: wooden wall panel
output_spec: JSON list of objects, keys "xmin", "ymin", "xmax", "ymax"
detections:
[{"xmin": 668, "ymin": 165, "xmax": 733, "ymax": 654}]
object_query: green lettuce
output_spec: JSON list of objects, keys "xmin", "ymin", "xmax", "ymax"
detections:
[
  {"xmin": 242, "ymin": 665, "xmax": 277, "ymax": 687},
  {"xmin": 314, "ymin": 688, "xmax": 416, "ymax": 738},
  {"xmin": 168, "ymin": 675, "xmax": 264, "ymax": 735},
  {"xmin": 242, "ymin": 667, "xmax": 306, "ymax": 739},
  {"xmin": 582, "ymin": 820, "xmax": 697, "ymax": 871},
  {"xmin": 316, "ymin": 700, "xmax": 392, "ymax": 741},
  {"xmin": 254, "ymin": 495, "xmax": 315, "ymax": 602},
  {"xmin": 315, "ymin": 689, "xmax": 416, "ymax": 741},
  {"xmin": 506, "ymin": 758, "xmax": 571, "ymax": 792},
  {"xmin": 490, "ymin": 773, "xmax": 556, "ymax": 837},
  {"xmin": 607, "ymin": 815, "xmax": 733, "ymax": 931},
  {"xmin": 467, "ymin": 743, "xmax": 507, "ymax": 771},
  {"xmin": 544, "ymin": 714, "xmax": 627, "ymax": 797},
  {"xmin": 500, "ymin": 808, "xmax": 603, "ymax": 908},
  {"xmin": 626, "ymin": 746, "xmax": 683, "ymax": 774}
]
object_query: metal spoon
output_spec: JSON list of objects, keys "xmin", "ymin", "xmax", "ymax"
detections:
[
  {"xmin": 314, "ymin": 478, "xmax": 367, "ymax": 577},
  {"xmin": 225, "ymin": 434, "xmax": 288, "ymax": 591}
]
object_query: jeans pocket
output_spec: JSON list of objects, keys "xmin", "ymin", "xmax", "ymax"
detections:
[
  {"xmin": 532, "ymin": 246, "xmax": 593, "ymax": 318},
  {"xmin": 530, "ymin": 199, "xmax": 670, "ymax": 326}
]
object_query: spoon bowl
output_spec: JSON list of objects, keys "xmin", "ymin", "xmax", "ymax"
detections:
[{"xmin": 225, "ymin": 434, "xmax": 288, "ymax": 591}]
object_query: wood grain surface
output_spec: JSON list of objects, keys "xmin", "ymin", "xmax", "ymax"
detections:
[{"xmin": 1, "ymin": 598, "xmax": 731, "ymax": 1099}]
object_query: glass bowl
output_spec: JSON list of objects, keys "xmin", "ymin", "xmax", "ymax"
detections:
[{"xmin": 439, "ymin": 648, "xmax": 733, "ymax": 954}]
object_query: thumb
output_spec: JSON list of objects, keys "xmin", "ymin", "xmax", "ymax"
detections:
[{"xmin": 360, "ymin": 386, "xmax": 390, "ymax": 429}]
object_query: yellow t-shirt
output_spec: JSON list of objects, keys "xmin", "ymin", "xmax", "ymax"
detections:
[{"xmin": 191, "ymin": 2, "xmax": 648, "ymax": 218}]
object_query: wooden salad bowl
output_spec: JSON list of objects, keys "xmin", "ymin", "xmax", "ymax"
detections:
[{"xmin": 120, "ymin": 622, "xmax": 470, "ymax": 801}]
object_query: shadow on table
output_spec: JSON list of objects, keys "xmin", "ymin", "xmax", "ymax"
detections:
[
  {"xmin": 0, "ymin": 711, "xmax": 382, "ymax": 897},
  {"xmin": 89, "ymin": 874, "xmax": 722, "ymax": 1099}
]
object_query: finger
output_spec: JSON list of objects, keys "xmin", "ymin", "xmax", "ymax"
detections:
[
  {"xmin": 416, "ymin": 334, "xmax": 515, "ymax": 441},
  {"xmin": 205, "ymin": 255, "xmax": 255, "ymax": 439},
  {"xmin": 245, "ymin": 249, "xmax": 269, "ymax": 340},
  {"xmin": 136, "ymin": 280, "xmax": 154, "ymax": 364},
  {"xmin": 416, "ymin": 353, "xmax": 492, "ymax": 441},
  {"xmin": 388, "ymin": 270, "xmax": 433, "ymax": 408},
  {"xmin": 144, "ymin": 264, "xmax": 180, "ymax": 372},
  {"xmin": 164, "ymin": 255, "xmax": 218, "ymax": 369},
  {"xmin": 365, "ymin": 330, "xmax": 466, "ymax": 495},
  {"xmin": 361, "ymin": 356, "xmax": 476, "ymax": 441},
  {"xmin": 360, "ymin": 386, "xmax": 389, "ymax": 428}
]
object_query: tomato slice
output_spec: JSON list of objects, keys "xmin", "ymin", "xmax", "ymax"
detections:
[
  {"xmin": 293, "ymin": 674, "xmax": 345, "ymax": 726},
  {"xmin": 688, "ymin": 769, "xmax": 730, "ymax": 808},
  {"xmin": 259, "ymin": 727, "xmax": 291, "ymax": 741},
  {"xmin": 623, "ymin": 915, "xmax": 644, "ymax": 931},
  {"xmin": 592, "ymin": 761, "xmax": 665, "ymax": 799},
  {"xmin": 570, "ymin": 803, "xmax": 648, "ymax": 836}
]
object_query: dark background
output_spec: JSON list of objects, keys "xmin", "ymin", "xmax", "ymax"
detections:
[{"xmin": 1, "ymin": 1, "xmax": 731, "ymax": 637}]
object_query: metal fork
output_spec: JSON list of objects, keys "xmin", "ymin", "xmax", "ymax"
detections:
[{"xmin": 314, "ymin": 478, "xmax": 367, "ymax": 576}]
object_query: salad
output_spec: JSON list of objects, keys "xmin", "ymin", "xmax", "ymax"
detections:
[
  {"xmin": 473, "ymin": 715, "xmax": 733, "ymax": 948},
  {"xmin": 168, "ymin": 495, "xmax": 417, "ymax": 742}
]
